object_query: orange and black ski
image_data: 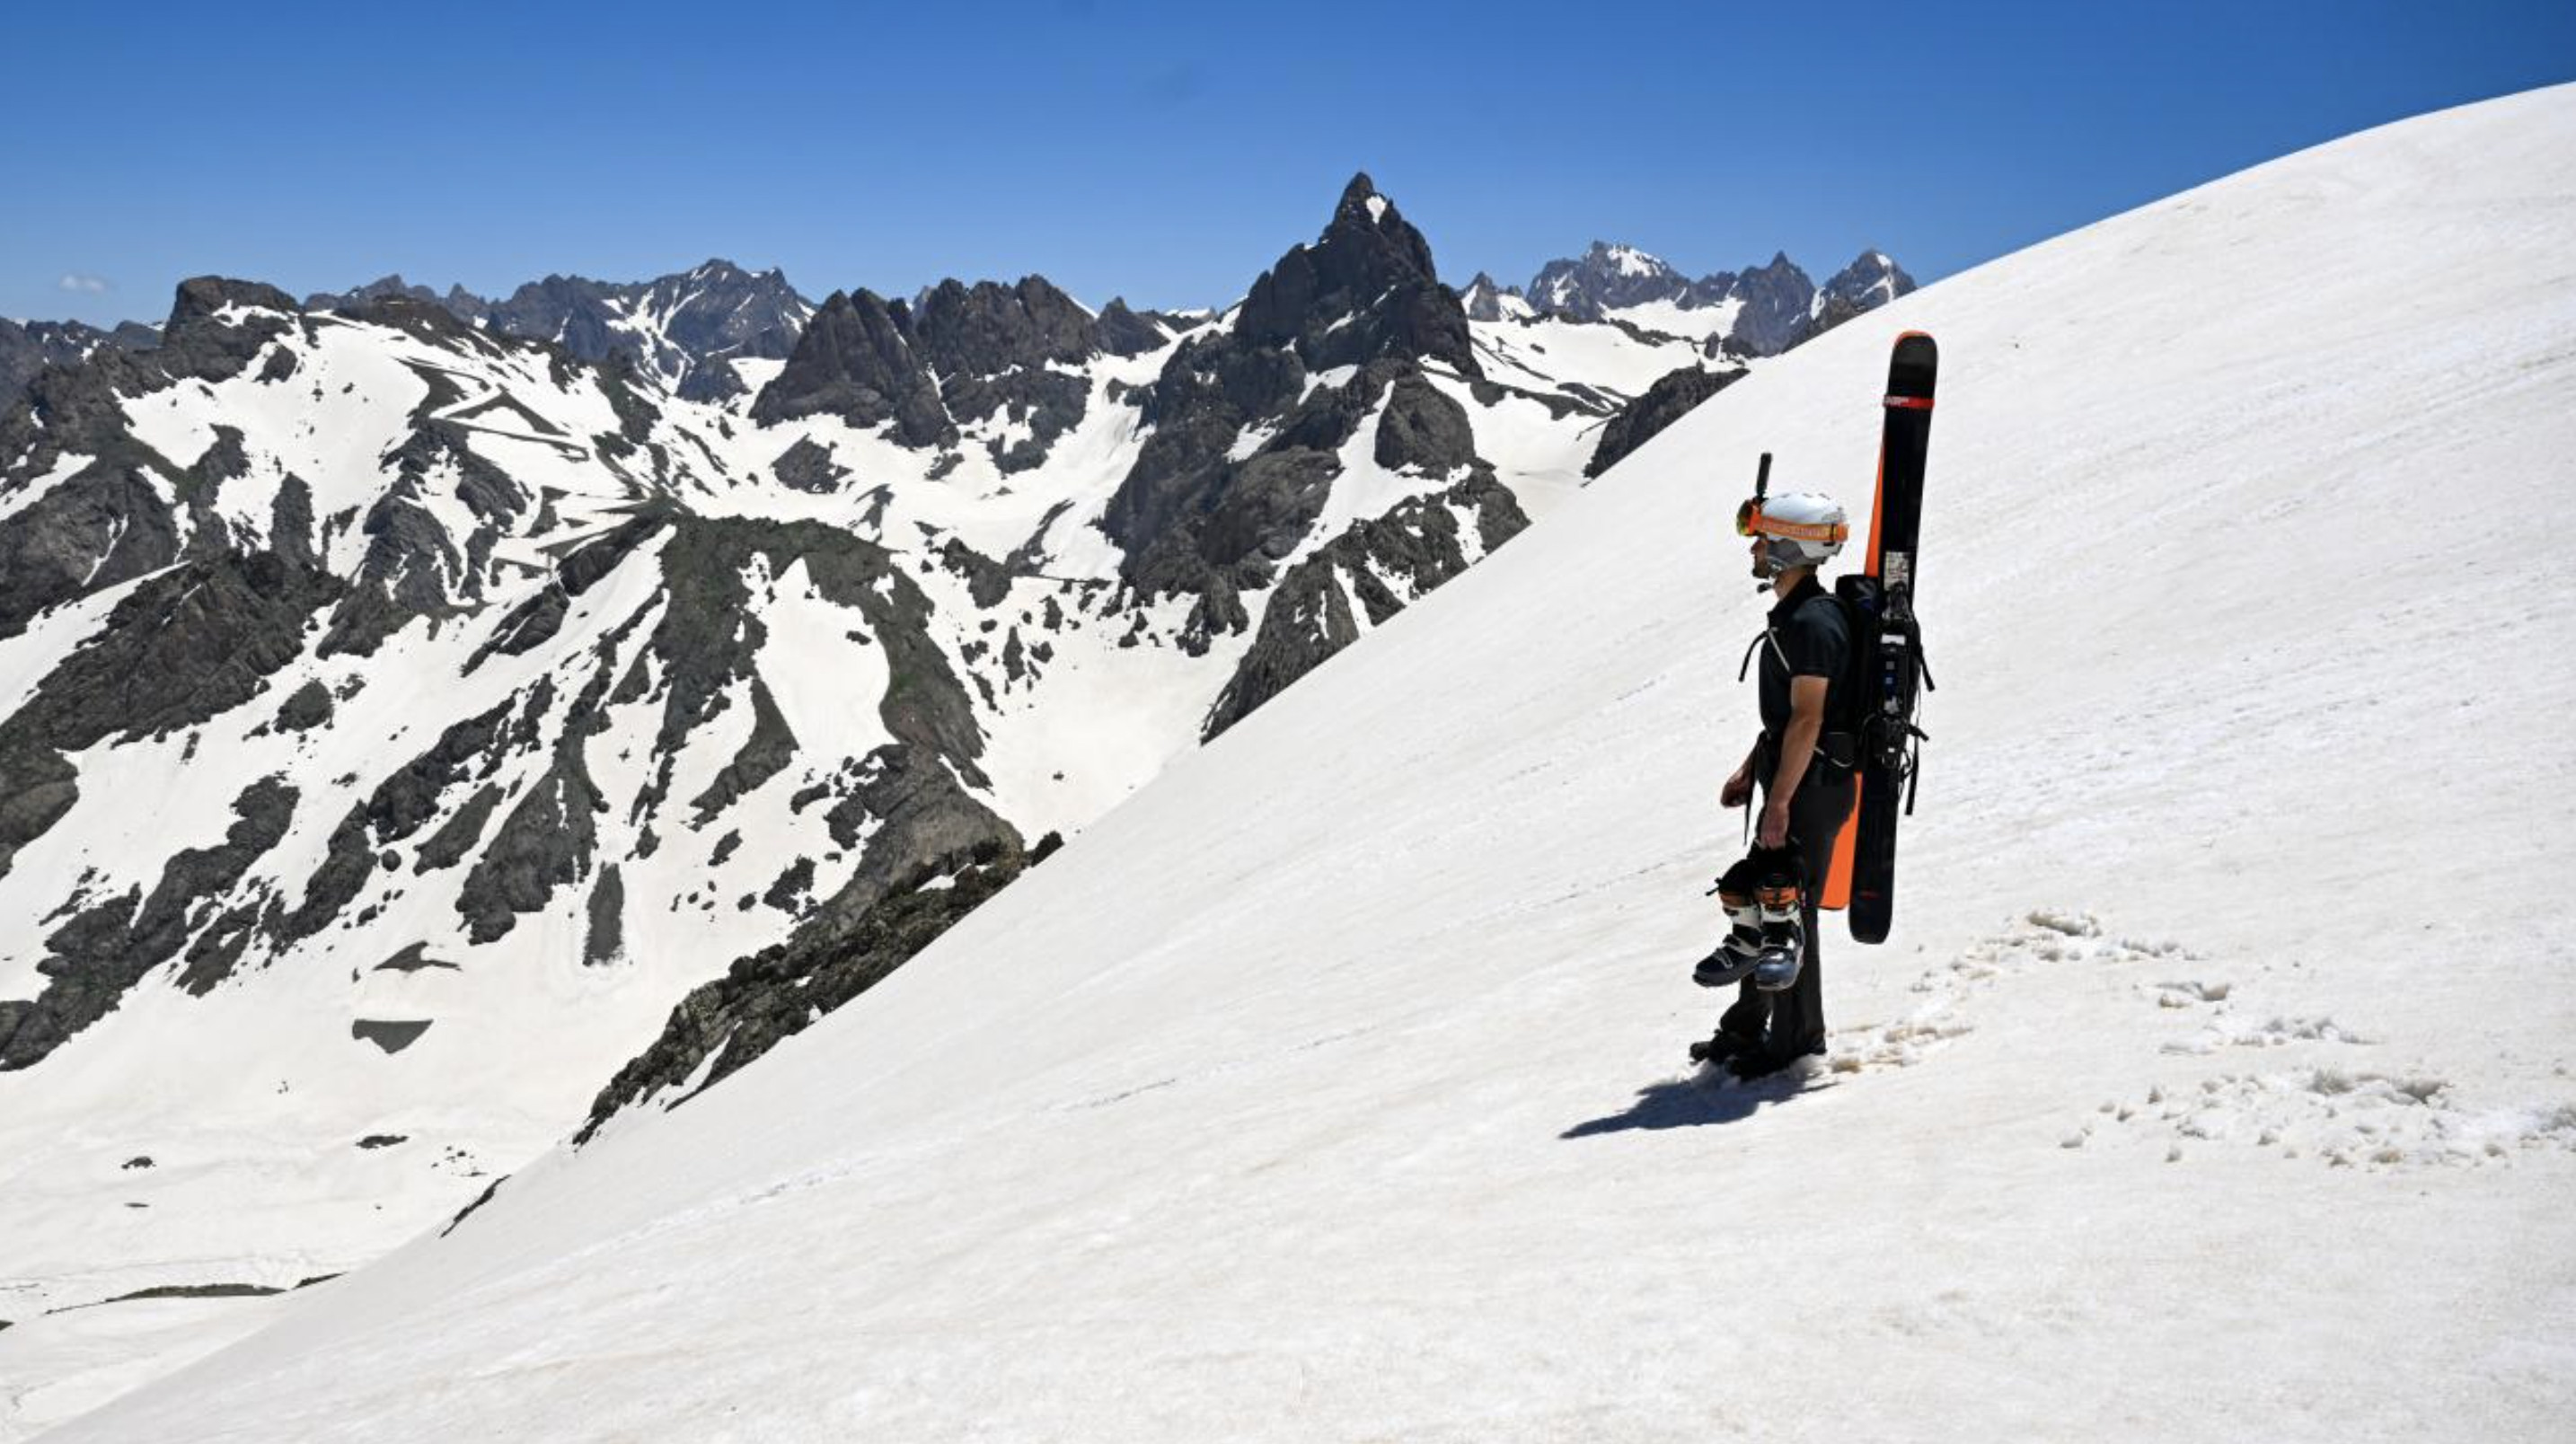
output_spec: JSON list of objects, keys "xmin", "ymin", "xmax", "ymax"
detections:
[{"xmin": 1823, "ymin": 331, "xmax": 1937, "ymax": 944}]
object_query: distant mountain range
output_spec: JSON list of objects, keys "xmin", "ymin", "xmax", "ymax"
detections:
[
  {"xmin": 12, "ymin": 234, "xmax": 1910, "ymax": 418},
  {"xmin": 1463, "ymin": 242, "xmax": 1916, "ymax": 357},
  {"xmin": 302, "ymin": 260, "xmax": 814, "ymax": 401}
]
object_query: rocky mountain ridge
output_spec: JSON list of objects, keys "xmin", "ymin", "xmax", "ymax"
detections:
[
  {"xmin": 0, "ymin": 315, "xmax": 158, "ymax": 409},
  {"xmin": 305, "ymin": 260, "xmax": 814, "ymax": 402},
  {"xmin": 1518, "ymin": 240, "xmax": 1917, "ymax": 355}
]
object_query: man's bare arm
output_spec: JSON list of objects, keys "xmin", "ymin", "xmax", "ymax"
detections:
[{"xmin": 1766, "ymin": 674, "xmax": 1833, "ymax": 807}]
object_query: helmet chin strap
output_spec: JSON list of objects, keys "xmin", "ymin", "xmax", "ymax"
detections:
[{"xmin": 1754, "ymin": 537, "xmax": 1788, "ymax": 592}]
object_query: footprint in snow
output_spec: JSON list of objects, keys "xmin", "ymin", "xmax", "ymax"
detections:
[{"xmin": 1818, "ymin": 908, "xmax": 2190, "ymax": 1078}]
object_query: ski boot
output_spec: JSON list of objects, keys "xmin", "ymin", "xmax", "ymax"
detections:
[
  {"xmin": 1751, "ymin": 877, "xmax": 1805, "ymax": 992},
  {"xmin": 1688, "ymin": 1025, "xmax": 1763, "ymax": 1065},
  {"xmin": 1690, "ymin": 871, "xmax": 1766, "ymax": 989}
]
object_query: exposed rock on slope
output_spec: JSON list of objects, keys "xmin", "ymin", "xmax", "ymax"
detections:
[
  {"xmin": 1204, "ymin": 472, "xmax": 1527, "ymax": 738},
  {"xmin": 0, "ymin": 316, "xmax": 156, "ymax": 408},
  {"xmin": 1585, "ymin": 365, "xmax": 1746, "ymax": 478},
  {"xmin": 751, "ymin": 275, "xmax": 1174, "ymax": 471}
]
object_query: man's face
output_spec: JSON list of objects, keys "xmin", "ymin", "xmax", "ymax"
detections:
[{"xmin": 1748, "ymin": 534, "xmax": 1769, "ymax": 577}]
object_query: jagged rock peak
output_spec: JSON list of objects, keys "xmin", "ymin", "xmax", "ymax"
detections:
[
  {"xmin": 1821, "ymin": 249, "xmax": 1918, "ymax": 309},
  {"xmin": 1094, "ymin": 297, "xmax": 1169, "ymax": 357},
  {"xmin": 1336, "ymin": 172, "xmax": 1392, "ymax": 225},
  {"xmin": 1726, "ymin": 253, "xmax": 1819, "ymax": 356},
  {"xmin": 749, "ymin": 287, "xmax": 948, "ymax": 446},
  {"xmin": 1316, "ymin": 172, "xmax": 1435, "ymax": 280},
  {"xmin": 910, "ymin": 276, "xmax": 1099, "ymax": 378},
  {"xmin": 1232, "ymin": 172, "xmax": 1473, "ymax": 374}
]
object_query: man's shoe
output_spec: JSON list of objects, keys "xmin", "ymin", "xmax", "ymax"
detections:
[
  {"xmin": 1725, "ymin": 1046, "xmax": 1801, "ymax": 1081},
  {"xmin": 1688, "ymin": 1028, "xmax": 1762, "ymax": 1065}
]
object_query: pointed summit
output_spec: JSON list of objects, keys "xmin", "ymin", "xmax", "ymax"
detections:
[
  {"xmin": 1235, "ymin": 173, "xmax": 1466, "ymax": 371},
  {"xmin": 1336, "ymin": 172, "xmax": 1395, "ymax": 227}
]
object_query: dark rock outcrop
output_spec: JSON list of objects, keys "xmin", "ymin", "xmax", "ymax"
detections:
[
  {"xmin": 0, "ymin": 776, "xmax": 297, "ymax": 1069},
  {"xmin": 352, "ymin": 1019, "xmax": 431, "ymax": 1053},
  {"xmin": 1584, "ymin": 365, "xmax": 1746, "ymax": 478},
  {"xmin": 1726, "ymin": 252, "xmax": 1819, "ymax": 357},
  {"xmin": 0, "ymin": 278, "xmax": 310, "ymax": 642},
  {"xmin": 318, "ymin": 387, "xmax": 536, "ymax": 659},
  {"xmin": 1374, "ymin": 372, "xmax": 1477, "ymax": 474},
  {"xmin": 912, "ymin": 277, "xmax": 1103, "ymax": 472},
  {"xmin": 770, "ymin": 436, "xmax": 847, "ymax": 494},
  {"xmin": 0, "ymin": 465, "xmax": 186, "ymax": 641},
  {"xmin": 273, "ymin": 679, "xmax": 334, "ymax": 733},
  {"xmin": 1235, "ymin": 173, "xmax": 1478, "ymax": 376},
  {"xmin": 749, "ymin": 288, "xmax": 953, "ymax": 447},
  {"xmin": 584, "ymin": 865, "xmax": 625, "ymax": 965},
  {"xmin": 751, "ymin": 274, "xmax": 1168, "ymax": 471},
  {"xmin": 1093, "ymin": 298, "xmax": 1168, "ymax": 357},
  {"xmin": 466, "ymin": 511, "xmax": 668, "ymax": 670},
  {"xmin": 453, "ymin": 630, "xmax": 631, "ymax": 944},
  {"xmin": 1203, "ymin": 471, "xmax": 1528, "ymax": 739},
  {"xmin": 0, "ymin": 550, "xmax": 343, "ymax": 882},
  {"xmin": 576, "ymin": 828, "xmax": 1023, "ymax": 1143},
  {"xmin": 0, "ymin": 317, "xmax": 154, "ymax": 409}
]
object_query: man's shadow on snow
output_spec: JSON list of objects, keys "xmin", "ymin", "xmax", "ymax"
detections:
[{"xmin": 1560, "ymin": 1065, "xmax": 1818, "ymax": 1139}]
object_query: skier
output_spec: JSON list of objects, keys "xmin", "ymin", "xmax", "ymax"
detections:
[{"xmin": 1690, "ymin": 488, "xmax": 1857, "ymax": 1079}]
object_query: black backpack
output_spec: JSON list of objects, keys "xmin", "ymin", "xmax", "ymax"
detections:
[{"xmin": 1832, "ymin": 573, "xmax": 1934, "ymax": 814}]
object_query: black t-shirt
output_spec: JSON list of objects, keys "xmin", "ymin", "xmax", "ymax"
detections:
[{"xmin": 1758, "ymin": 577, "xmax": 1849, "ymax": 738}]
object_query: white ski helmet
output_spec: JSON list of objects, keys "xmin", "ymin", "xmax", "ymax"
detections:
[{"xmin": 1741, "ymin": 490, "xmax": 1849, "ymax": 574}]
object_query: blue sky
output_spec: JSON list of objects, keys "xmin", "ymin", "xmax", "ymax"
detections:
[{"xmin": 10, "ymin": 0, "xmax": 2572, "ymax": 326}]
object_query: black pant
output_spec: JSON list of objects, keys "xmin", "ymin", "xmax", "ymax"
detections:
[{"xmin": 1719, "ymin": 771, "xmax": 1854, "ymax": 1056}]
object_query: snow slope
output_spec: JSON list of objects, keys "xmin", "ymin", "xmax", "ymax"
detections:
[{"xmin": 44, "ymin": 84, "xmax": 2576, "ymax": 1441}]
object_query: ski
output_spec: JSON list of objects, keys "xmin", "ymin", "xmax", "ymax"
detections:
[{"xmin": 1832, "ymin": 331, "xmax": 1937, "ymax": 945}]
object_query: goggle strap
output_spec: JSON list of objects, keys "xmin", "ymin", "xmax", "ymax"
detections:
[{"xmin": 1742, "ymin": 506, "xmax": 1848, "ymax": 544}]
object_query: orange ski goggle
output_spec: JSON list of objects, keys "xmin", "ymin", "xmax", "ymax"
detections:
[{"xmin": 1734, "ymin": 500, "xmax": 1849, "ymax": 544}]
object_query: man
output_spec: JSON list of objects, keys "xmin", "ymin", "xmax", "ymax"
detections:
[{"xmin": 1693, "ymin": 489, "xmax": 1856, "ymax": 1079}]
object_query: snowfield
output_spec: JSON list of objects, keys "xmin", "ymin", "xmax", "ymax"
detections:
[{"xmin": 31, "ymin": 84, "xmax": 2576, "ymax": 1441}]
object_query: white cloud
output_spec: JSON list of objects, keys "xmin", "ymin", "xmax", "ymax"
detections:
[{"xmin": 57, "ymin": 273, "xmax": 111, "ymax": 295}]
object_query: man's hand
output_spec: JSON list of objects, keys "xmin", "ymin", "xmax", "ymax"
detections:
[
  {"xmin": 1758, "ymin": 797, "xmax": 1792, "ymax": 848},
  {"xmin": 1720, "ymin": 764, "xmax": 1753, "ymax": 809}
]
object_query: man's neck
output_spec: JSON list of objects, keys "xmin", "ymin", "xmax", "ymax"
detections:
[{"xmin": 1770, "ymin": 565, "xmax": 1816, "ymax": 598}]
